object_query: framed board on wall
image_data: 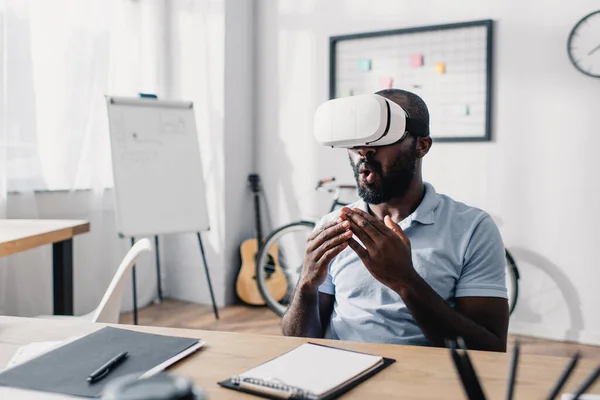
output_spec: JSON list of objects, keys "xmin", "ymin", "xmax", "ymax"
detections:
[{"xmin": 330, "ymin": 19, "xmax": 493, "ymax": 142}]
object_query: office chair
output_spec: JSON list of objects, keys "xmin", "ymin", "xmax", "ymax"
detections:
[{"xmin": 37, "ymin": 238, "xmax": 152, "ymax": 324}]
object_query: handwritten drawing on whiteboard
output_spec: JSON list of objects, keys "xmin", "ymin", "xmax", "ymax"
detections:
[
  {"xmin": 160, "ymin": 112, "xmax": 187, "ymax": 136},
  {"xmin": 121, "ymin": 151, "xmax": 158, "ymax": 168},
  {"xmin": 105, "ymin": 96, "xmax": 210, "ymax": 237},
  {"xmin": 330, "ymin": 20, "xmax": 493, "ymax": 142}
]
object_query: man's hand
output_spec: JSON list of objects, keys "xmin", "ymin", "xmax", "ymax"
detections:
[
  {"xmin": 338, "ymin": 207, "xmax": 508, "ymax": 351},
  {"xmin": 340, "ymin": 207, "xmax": 416, "ymax": 290},
  {"xmin": 300, "ymin": 219, "xmax": 353, "ymax": 290},
  {"xmin": 281, "ymin": 219, "xmax": 348, "ymax": 339}
]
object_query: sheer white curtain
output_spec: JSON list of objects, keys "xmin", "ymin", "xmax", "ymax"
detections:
[{"xmin": 0, "ymin": 0, "xmax": 170, "ymax": 316}]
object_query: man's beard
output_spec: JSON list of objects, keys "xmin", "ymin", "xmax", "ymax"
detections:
[{"xmin": 350, "ymin": 143, "xmax": 418, "ymax": 205}]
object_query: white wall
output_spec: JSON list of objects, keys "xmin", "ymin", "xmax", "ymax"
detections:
[
  {"xmin": 223, "ymin": 0, "xmax": 257, "ymax": 304},
  {"xmin": 160, "ymin": 0, "xmax": 255, "ymax": 307},
  {"xmin": 159, "ymin": 0, "xmax": 227, "ymax": 307},
  {"xmin": 256, "ymin": 0, "xmax": 600, "ymax": 344}
]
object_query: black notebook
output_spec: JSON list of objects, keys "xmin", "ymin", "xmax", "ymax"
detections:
[
  {"xmin": 219, "ymin": 343, "xmax": 395, "ymax": 400},
  {"xmin": 0, "ymin": 327, "xmax": 202, "ymax": 398}
]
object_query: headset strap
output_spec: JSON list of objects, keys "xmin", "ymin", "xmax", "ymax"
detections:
[{"xmin": 406, "ymin": 117, "xmax": 430, "ymax": 137}]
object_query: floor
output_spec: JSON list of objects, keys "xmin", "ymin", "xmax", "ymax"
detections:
[
  {"xmin": 120, "ymin": 299, "xmax": 600, "ymax": 360},
  {"xmin": 120, "ymin": 299, "xmax": 282, "ymax": 336}
]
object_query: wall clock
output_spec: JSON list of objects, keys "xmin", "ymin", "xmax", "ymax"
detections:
[{"xmin": 567, "ymin": 10, "xmax": 600, "ymax": 78}]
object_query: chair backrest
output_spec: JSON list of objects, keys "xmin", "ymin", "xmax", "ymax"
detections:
[{"xmin": 91, "ymin": 238, "xmax": 153, "ymax": 323}]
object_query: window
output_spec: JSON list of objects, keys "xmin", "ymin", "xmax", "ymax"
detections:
[{"xmin": 2, "ymin": 0, "xmax": 165, "ymax": 191}]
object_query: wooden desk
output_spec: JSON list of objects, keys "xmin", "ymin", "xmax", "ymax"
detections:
[
  {"xmin": 0, "ymin": 220, "xmax": 90, "ymax": 315},
  {"xmin": 0, "ymin": 316, "xmax": 598, "ymax": 399}
]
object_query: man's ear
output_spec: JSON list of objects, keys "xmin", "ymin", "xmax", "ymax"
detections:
[{"xmin": 416, "ymin": 136, "xmax": 432, "ymax": 158}]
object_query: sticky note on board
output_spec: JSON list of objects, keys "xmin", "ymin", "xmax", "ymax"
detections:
[
  {"xmin": 342, "ymin": 89, "xmax": 354, "ymax": 97},
  {"xmin": 410, "ymin": 54, "xmax": 423, "ymax": 67},
  {"xmin": 358, "ymin": 59, "xmax": 372, "ymax": 71},
  {"xmin": 379, "ymin": 77, "xmax": 393, "ymax": 89},
  {"xmin": 436, "ymin": 62, "xmax": 446, "ymax": 74}
]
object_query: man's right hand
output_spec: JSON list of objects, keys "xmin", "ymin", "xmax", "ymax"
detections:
[{"xmin": 300, "ymin": 219, "xmax": 353, "ymax": 290}]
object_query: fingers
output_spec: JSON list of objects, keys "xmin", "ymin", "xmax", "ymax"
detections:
[
  {"xmin": 384, "ymin": 215, "xmax": 402, "ymax": 235},
  {"xmin": 343, "ymin": 219, "xmax": 374, "ymax": 249},
  {"xmin": 347, "ymin": 238, "xmax": 369, "ymax": 261},
  {"xmin": 307, "ymin": 219, "xmax": 340, "ymax": 241},
  {"xmin": 312, "ymin": 229, "xmax": 353, "ymax": 260},
  {"xmin": 319, "ymin": 241, "xmax": 350, "ymax": 268},
  {"xmin": 344, "ymin": 208, "xmax": 389, "ymax": 234},
  {"xmin": 303, "ymin": 238, "xmax": 349, "ymax": 289},
  {"xmin": 307, "ymin": 219, "xmax": 351, "ymax": 252},
  {"xmin": 384, "ymin": 215, "xmax": 411, "ymax": 248},
  {"xmin": 339, "ymin": 208, "xmax": 380, "ymax": 248}
]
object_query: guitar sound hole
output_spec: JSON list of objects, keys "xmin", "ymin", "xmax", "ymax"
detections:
[{"xmin": 256, "ymin": 253, "xmax": 277, "ymax": 279}]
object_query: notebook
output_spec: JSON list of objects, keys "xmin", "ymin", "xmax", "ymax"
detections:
[
  {"xmin": 0, "ymin": 387, "xmax": 82, "ymax": 400},
  {"xmin": 219, "ymin": 342, "xmax": 395, "ymax": 400},
  {"xmin": 0, "ymin": 327, "xmax": 204, "ymax": 398},
  {"xmin": 4, "ymin": 336, "xmax": 83, "ymax": 371}
]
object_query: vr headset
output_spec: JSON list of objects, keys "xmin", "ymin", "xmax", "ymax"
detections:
[{"xmin": 313, "ymin": 94, "xmax": 430, "ymax": 148}]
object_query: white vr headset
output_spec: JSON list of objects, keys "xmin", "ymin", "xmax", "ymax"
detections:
[{"xmin": 314, "ymin": 94, "xmax": 429, "ymax": 148}]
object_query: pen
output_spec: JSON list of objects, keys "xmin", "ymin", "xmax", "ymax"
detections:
[
  {"xmin": 456, "ymin": 338, "xmax": 486, "ymax": 400},
  {"xmin": 447, "ymin": 339, "xmax": 476, "ymax": 400},
  {"xmin": 545, "ymin": 352, "xmax": 580, "ymax": 400},
  {"xmin": 506, "ymin": 341, "xmax": 520, "ymax": 400},
  {"xmin": 572, "ymin": 366, "xmax": 600, "ymax": 400},
  {"xmin": 87, "ymin": 351, "xmax": 128, "ymax": 383}
]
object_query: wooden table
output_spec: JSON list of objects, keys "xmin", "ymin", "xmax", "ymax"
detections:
[
  {"xmin": 0, "ymin": 316, "xmax": 598, "ymax": 399},
  {"xmin": 0, "ymin": 220, "xmax": 90, "ymax": 315}
]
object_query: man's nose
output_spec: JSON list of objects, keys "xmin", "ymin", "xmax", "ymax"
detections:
[{"xmin": 354, "ymin": 146, "xmax": 377, "ymax": 159}]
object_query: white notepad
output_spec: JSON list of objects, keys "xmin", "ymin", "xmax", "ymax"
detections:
[
  {"xmin": 230, "ymin": 343, "xmax": 386, "ymax": 399},
  {"xmin": 4, "ymin": 336, "xmax": 82, "ymax": 371}
]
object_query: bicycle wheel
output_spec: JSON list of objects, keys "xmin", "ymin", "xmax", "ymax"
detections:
[
  {"xmin": 505, "ymin": 249, "xmax": 520, "ymax": 315},
  {"xmin": 256, "ymin": 221, "xmax": 316, "ymax": 317}
]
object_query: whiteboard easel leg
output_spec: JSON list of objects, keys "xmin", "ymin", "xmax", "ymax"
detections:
[
  {"xmin": 131, "ymin": 237, "xmax": 138, "ymax": 325},
  {"xmin": 197, "ymin": 232, "xmax": 219, "ymax": 320},
  {"xmin": 154, "ymin": 235, "xmax": 163, "ymax": 303}
]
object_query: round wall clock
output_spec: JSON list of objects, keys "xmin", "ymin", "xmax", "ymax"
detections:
[{"xmin": 567, "ymin": 10, "xmax": 600, "ymax": 78}]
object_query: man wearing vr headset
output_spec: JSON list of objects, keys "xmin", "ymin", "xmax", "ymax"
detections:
[{"xmin": 281, "ymin": 89, "xmax": 509, "ymax": 352}]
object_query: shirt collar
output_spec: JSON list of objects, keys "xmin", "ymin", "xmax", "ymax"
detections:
[
  {"xmin": 410, "ymin": 182, "xmax": 439, "ymax": 225},
  {"xmin": 356, "ymin": 182, "xmax": 439, "ymax": 226}
]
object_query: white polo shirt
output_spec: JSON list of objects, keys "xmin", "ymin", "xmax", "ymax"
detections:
[{"xmin": 317, "ymin": 182, "xmax": 507, "ymax": 346}]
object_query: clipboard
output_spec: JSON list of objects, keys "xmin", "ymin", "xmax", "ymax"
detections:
[{"xmin": 218, "ymin": 342, "xmax": 395, "ymax": 400}]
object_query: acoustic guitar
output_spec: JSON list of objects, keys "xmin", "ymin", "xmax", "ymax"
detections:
[{"xmin": 236, "ymin": 174, "xmax": 288, "ymax": 305}]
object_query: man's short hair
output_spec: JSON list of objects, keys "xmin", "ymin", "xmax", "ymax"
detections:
[{"xmin": 375, "ymin": 88, "xmax": 430, "ymax": 130}]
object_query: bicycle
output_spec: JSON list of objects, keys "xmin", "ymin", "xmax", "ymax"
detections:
[{"xmin": 255, "ymin": 177, "xmax": 520, "ymax": 317}]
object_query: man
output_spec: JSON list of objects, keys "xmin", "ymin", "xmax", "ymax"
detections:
[{"xmin": 281, "ymin": 89, "xmax": 509, "ymax": 352}]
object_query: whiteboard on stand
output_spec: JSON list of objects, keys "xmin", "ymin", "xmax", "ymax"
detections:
[{"xmin": 105, "ymin": 96, "xmax": 210, "ymax": 237}]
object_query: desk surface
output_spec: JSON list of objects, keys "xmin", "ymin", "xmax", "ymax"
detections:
[
  {"xmin": 0, "ymin": 219, "xmax": 90, "ymax": 257},
  {"xmin": 0, "ymin": 316, "xmax": 598, "ymax": 399}
]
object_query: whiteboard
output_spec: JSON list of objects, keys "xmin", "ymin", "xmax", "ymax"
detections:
[
  {"xmin": 331, "ymin": 20, "xmax": 493, "ymax": 142},
  {"xmin": 105, "ymin": 96, "xmax": 210, "ymax": 237}
]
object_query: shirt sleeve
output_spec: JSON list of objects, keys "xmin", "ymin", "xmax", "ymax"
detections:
[{"xmin": 455, "ymin": 213, "xmax": 508, "ymax": 299}]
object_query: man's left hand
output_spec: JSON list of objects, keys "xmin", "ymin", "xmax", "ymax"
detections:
[{"xmin": 340, "ymin": 207, "xmax": 417, "ymax": 290}]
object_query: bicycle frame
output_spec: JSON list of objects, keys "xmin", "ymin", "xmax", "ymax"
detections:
[{"xmin": 315, "ymin": 177, "xmax": 356, "ymax": 212}]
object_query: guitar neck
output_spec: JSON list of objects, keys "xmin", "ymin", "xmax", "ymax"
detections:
[{"xmin": 253, "ymin": 191, "xmax": 263, "ymax": 245}]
